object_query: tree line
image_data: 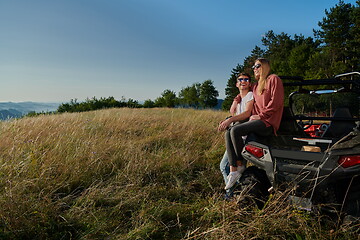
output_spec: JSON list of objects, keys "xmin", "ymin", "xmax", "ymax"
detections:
[
  {"xmin": 25, "ymin": 79, "xmax": 219, "ymax": 117},
  {"xmin": 47, "ymin": 79, "xmax": 218, "ymax": 114},
  {"xmin": 152, "ymin": 79, "xmax": 219, "ymax": 109}
]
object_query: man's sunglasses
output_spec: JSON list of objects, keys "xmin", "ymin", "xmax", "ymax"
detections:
[
  {"xmin": 237, "ymin": 78, "xmax": 250, "ymax": 82},
  {"xmin": 252, "ymin": 64, "xmax": 261, "ymax": 69}
]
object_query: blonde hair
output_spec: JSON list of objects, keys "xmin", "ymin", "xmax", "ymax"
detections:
[{"xmin": 255, "ymin": 58, "xmax": 271, "ymax": 95}]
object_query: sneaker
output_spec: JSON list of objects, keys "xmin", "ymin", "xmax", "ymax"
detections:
[{"xmin": 224, "ymin": 171, "xmax": 241, "ymax": 190}]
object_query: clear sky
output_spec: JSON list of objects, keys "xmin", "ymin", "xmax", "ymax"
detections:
[{"xmin": 0, "ymin": 0, "xmax": 357, "ymax": 103}]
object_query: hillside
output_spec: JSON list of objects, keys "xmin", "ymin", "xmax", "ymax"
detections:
[
  {"xmin": 0, "ymin": 108, "xmax": 356, "ymax": 239},
  {"xmin": 0, "ymin": 102, "xmax": 60, "ymax": 120},
  {"xmin": 0, "ymin": 109, "xmax": 23, "ymax": 120}
]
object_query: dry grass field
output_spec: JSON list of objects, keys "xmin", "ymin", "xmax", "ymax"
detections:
[{"xmin": 0, "ymin": 108, "xmax": 357, "ymax": 239}]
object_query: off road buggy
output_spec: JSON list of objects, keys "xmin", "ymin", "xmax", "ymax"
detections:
[{"xmin": 237, "ymin": 72, "xmax": 360, "ymax": 220}]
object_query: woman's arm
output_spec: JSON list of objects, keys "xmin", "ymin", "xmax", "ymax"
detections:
[{"xmin": 257, "ymin": 75, "xmax": 284, "ymax": 120}]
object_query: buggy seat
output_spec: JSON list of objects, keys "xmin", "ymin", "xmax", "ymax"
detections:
[{"xmin": 322, "ymin": 107, "xmax": 356, "ymax": 138}]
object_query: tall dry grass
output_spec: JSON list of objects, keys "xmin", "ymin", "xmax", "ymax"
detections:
[{"xmin": 0, "ymin": 108, "xmax": 357, "ymax": 239}]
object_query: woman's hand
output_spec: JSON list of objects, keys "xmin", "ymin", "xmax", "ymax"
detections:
[{"xmin": 250, "ymin": 115, "xmax": 260, "ymax": 121}]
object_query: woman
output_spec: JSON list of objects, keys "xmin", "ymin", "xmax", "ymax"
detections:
[{"xmin": 224, "ymin": 58, "xmax": 284, "ymax": 190}]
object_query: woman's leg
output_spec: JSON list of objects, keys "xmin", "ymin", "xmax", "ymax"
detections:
[{"xmin": 226, "ymin": 120, "xmax": 272, "ymax": 168}]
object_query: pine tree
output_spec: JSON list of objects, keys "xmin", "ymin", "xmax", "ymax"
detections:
[
  {"xmin": 349, "ymin": 1, "xmax": 360, "ymax": 71},
  {"xmin": 314, "ymin": 0, "xmax": 356, "ymax": 75},
  {"xmin": 199, "ymin": 80, "xmax": 219, "ymax": 108},
  {"xmin": 178, "ymin": 83, "xmax": 201, "ymax": 108},
  {"xmin": 155, "ymin": 89, "xmax": 178, "ymax": 108},
  {"xmin": 222, "ymin": 64, "xmax": 244, "ymax": 111}
]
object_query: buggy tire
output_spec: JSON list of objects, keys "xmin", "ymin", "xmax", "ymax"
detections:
[
  {"xmin": 342, "ymin": 176, "xmax": 360, "ymax": 218},
  {"xmin": 235, "ymin": 166, "xmax": 271, "ymax": 209}
]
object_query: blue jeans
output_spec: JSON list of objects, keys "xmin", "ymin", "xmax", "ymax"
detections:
[
  {"xmin": 220, "ymin": 151, "xmax": 237, "ymax": 196},
  {"xmin": 219, "ymin": 151, "xmax": 230, "ymax": 185}
]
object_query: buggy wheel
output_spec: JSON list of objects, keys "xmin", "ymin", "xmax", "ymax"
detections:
[
  {"xmin": 342, "ymin": 176, "xmax": 360, "ymax": 218},
  {"xmin": 234, "ymin": 166, "xmax": 271, "ymax": 209}
]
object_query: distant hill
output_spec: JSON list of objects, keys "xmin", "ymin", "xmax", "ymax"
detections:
[
  {"xmin": 0, "ymin": 109, "xmax": 23, "ymax": 120},
  {"xmin": 0, "ymin": 102, "xmax": 60, "ymax": 120},
  {"xmin": 215, "ymin": 99, "xmax": 224, "ymax": 110}
]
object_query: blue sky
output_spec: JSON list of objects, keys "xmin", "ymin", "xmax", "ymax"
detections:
[{"xmin": 0, "ymin": 0, "xmax": 357, "ymax": 103}]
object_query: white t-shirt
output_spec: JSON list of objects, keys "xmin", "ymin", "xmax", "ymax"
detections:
[
  {"xmin": 235, "ymin": 91, "xmax": 254, "ymax": 141},
  {"xmin": 236, "ymin": 91, "xmax": 254, "ymax": 115}
]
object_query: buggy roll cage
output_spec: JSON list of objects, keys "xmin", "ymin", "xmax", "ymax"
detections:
[{"xmin": 279, "ymin": 72, "xmax": 360, "ymax": 122}]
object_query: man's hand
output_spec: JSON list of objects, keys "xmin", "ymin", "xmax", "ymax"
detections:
[{"xmin": 218, "ymin": 118, "xmax": 231, "ymax": 131}]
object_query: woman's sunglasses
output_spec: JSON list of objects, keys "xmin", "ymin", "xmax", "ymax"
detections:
[{"xmin": 252, "ymin": 64, "xmax": 261, "ymax": 69}]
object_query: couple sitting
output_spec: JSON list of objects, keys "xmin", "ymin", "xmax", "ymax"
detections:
[{"xmin": 218, "ymin": 58, "xmax": 284, "ymax": 195}]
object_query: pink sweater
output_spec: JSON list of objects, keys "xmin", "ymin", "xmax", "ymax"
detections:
[{"xmin": 252, "ymin": 74, "xmax": 284, "ymax": 133}]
